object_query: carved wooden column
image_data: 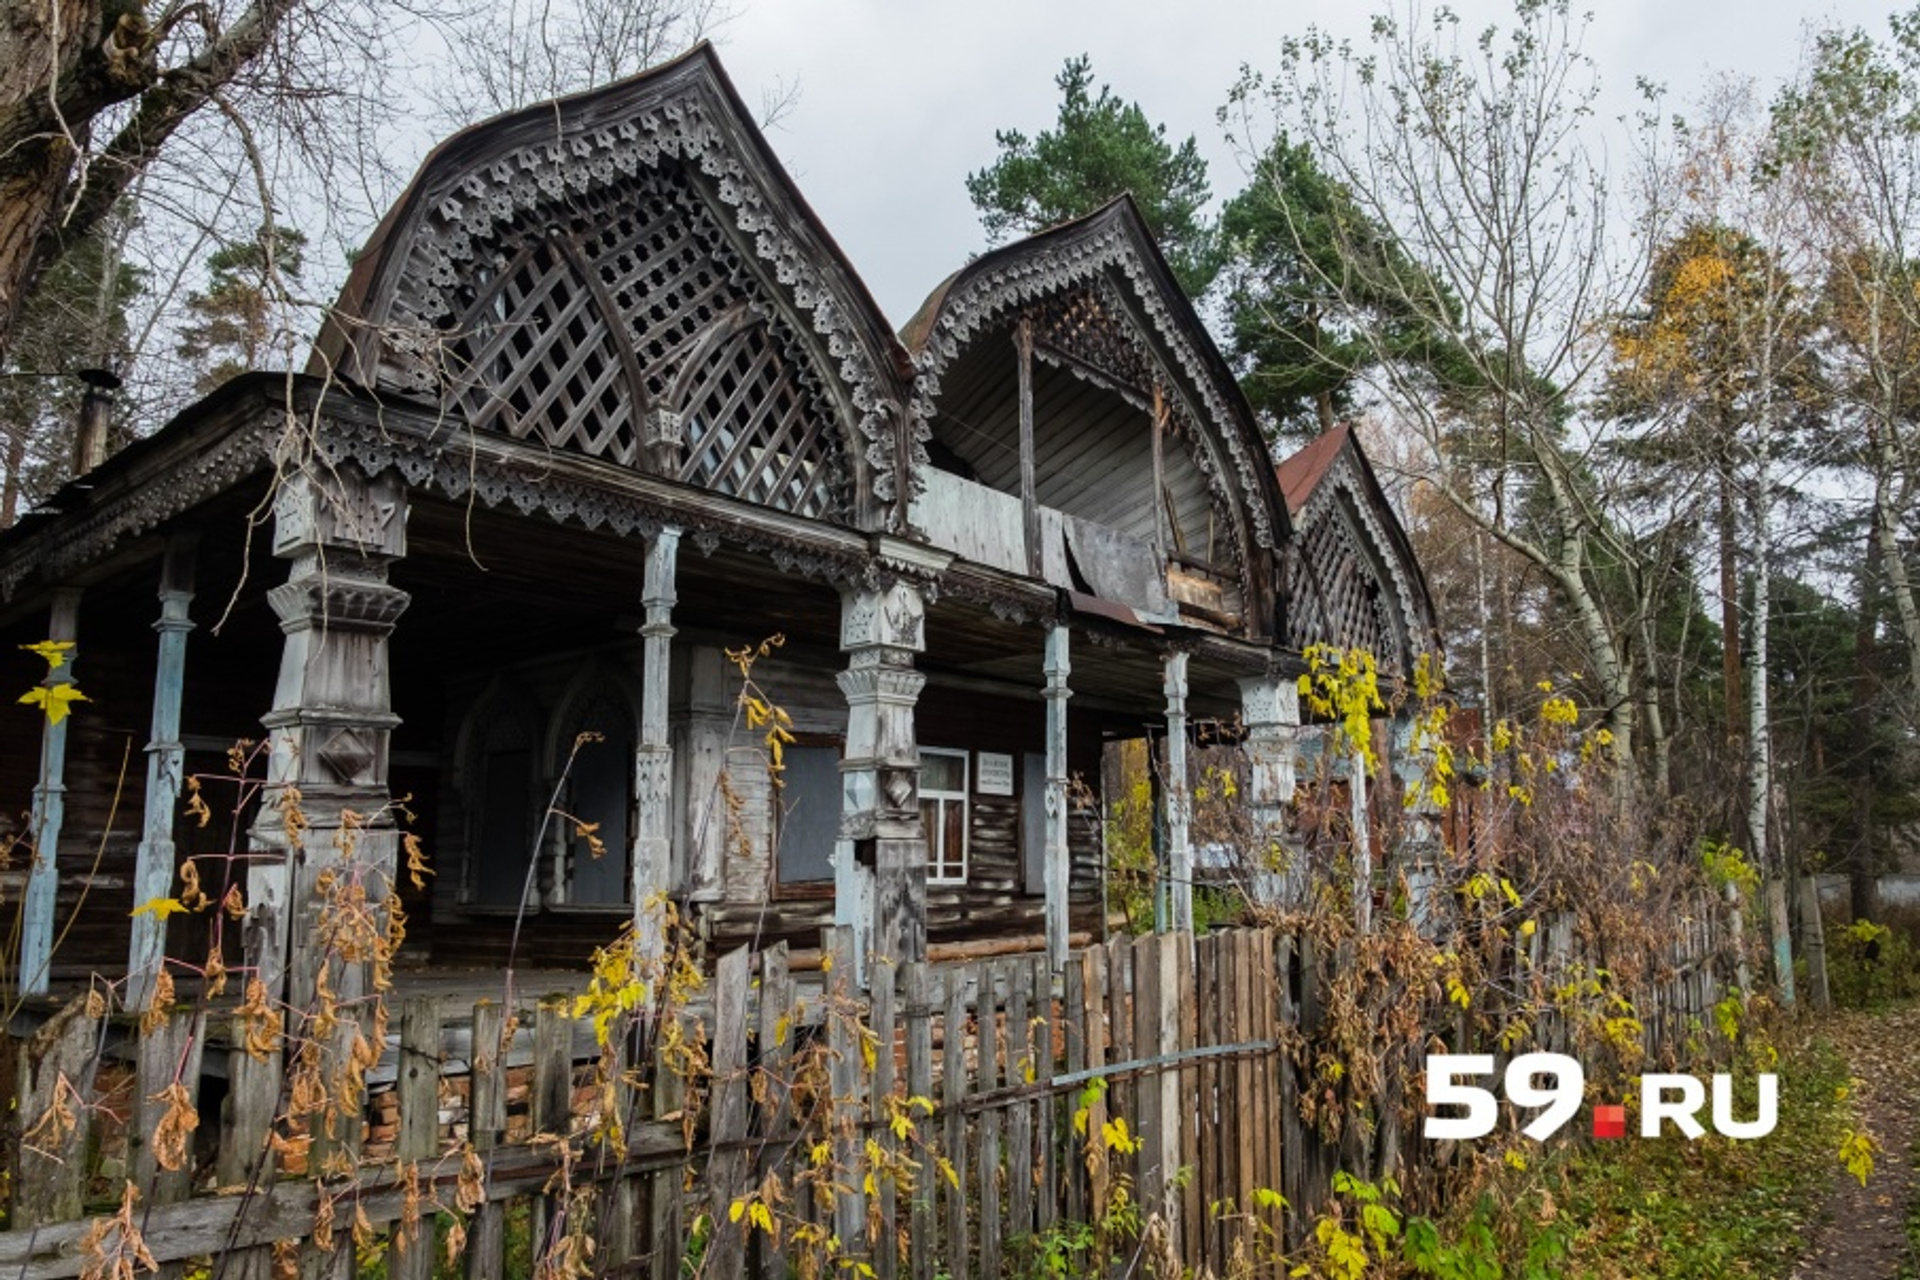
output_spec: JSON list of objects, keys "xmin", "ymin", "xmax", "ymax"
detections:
[
  {"xmin": 634, "ymin": 526, "xmax": 679, "ymax": 961},
  {"xmin": 246, "ymin": 462, "xmax": 409, "ymax": 1016},
  {"xmin": 1043, "ymin": 624, "xmax": 1072, "ymax": 975},
  {"xmin": 127, "ymin": 534, "xmax": 197, "ymax": 1006},
  {"xmin": 837, "ymin": 572, "xmax": 928, "ymax": 978},
  {"xmin": 1391, "ymin": 711, "xmax": 1444, "ymax": 931},
  {"xmin": 1163, "ymin": 650, "xmax": 1193, "ymax": 935},
  {"xmin": 20, "ymin": 588, "xmax": 81, "ymax": 996},
  {"xmin": 1238, "ymin": 673, "xmax": 1301, "ymax": 908}
]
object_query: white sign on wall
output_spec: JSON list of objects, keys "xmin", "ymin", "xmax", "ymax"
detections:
[{"xmin": 975, "ymin": 751, "xmax": 1015, "ymax": 796}]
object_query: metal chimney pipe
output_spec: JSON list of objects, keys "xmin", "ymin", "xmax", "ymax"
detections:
[{"xmin": 72, "ymin": 367, "xmax": 120, "ymax": 478}]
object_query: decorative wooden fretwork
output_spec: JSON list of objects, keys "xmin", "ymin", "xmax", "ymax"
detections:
[
  {"xmin": 909, "ymin": 209, "xmax": 1277, "ymax": 555},
  {"xmin": 1285, "ymin": 460, "xmax": 1425, "ymax": 678},
  {"xmin": 438, "ymin": 165, "xmax": 842, "ymax": 519},
  {"xmin": 1028, "ymin": 283, "xmax": 1158, "ymax": 404},
  {"xmin": 1023, "ymin": 281, "xmax": 1237, "ymax": 572}
]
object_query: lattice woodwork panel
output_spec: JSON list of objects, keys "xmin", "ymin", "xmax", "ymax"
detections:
[
  {"xmin": 1287, "ymin": 500, "xmax": 1398, "ymax": 671},
  {"xmin": 1029, "ymin": 283, "xmax": 1157, "ymax": 397},
  {"xmin": 436, "ymin": 164, "xmax": 844, "ymax": 517},
  {"xmin": 679, "ymin": 327, "xmax": 831, "ymax": 517},
  {"xmin": 447, "ymin": 241, "xmax": 638, "ymax": 463}
]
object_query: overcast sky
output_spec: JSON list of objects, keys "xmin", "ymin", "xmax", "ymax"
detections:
[{"xmin": 702, "ymin": 0, "xmax": 1899, "ymax": 326}]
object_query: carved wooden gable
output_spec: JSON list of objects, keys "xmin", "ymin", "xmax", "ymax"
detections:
[
  {"xmin": 316, "ymin": 47, "xmax": 909, "ymax": 528},
  {"xmin": 905, "ymin": 200, "xmax": 1284, "ymax": 635},
  {"xmin": 1277, "ymin": 427, "xmax": 1437, "ymax": 679},
  {"xmin": 438, "ymin": 171, "xmax": 844, "ymax": 517}
]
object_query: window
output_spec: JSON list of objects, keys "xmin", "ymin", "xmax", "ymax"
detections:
[
  {"xmin": 565, "ymin": 728, "xmax": 633, "ymax": 906},
  {"xmin": 920, "ymin": 748, "xmax": 968, "ymax": 884},
  {"xmin": 777, "ymin": 745, "xmax": 842, "ymax": 889},
  {"xmin": 474, "ymin": 747, "xmax": 535, "ymax": 907}
]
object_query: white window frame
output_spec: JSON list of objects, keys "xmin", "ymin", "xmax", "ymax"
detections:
[{"xmin": 921, "ymin": 747, "xmax": 969, "ymax": 885}]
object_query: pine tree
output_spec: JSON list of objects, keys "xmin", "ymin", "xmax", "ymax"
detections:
[
  {"xmin": 966, "ymin": 56, "xmax": 1218, "ymax": 296},
  {"xmin": 176, "ymin": 226, "xmax": 308, "ymax": 395}
]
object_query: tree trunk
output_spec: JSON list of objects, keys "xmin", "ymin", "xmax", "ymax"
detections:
[
  {"xmin": 1551, "ymin": 536, "xmax": 1636, "ymax": 788},
  {"xmin": 1717, "ymin": 462, "xmax": 1750, "ymax": 848},
  {"xmin": 0, "ymin": 0, "xmax": 105, "ymax": 363},
  {"xmin": 0, "ymin": 425, "xmax": 25, "ymax": 528},
  {"xmin": 1851, "ymin": 526, "xmax": 1883, "ymax": 924},
  {"xmin": 1869, "ymin": 434, "xmax": 1920, "ymax": 715}
]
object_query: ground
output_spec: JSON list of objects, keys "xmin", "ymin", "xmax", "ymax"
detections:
[{"xmin": 1791, "ymin": 1002, "xmax": 1920, "ymax": 1279}]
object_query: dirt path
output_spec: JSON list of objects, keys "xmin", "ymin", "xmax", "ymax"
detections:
[{"xmin": 1791, "ymin": 1003, "xmax": 1920, "ymax": 1279}]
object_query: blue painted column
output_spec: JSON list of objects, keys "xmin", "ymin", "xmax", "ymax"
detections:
[
  {"xmin": 21, "ymin": 588, "xmax": 82, "ymax": 995},
  {"xmin": 126, "ymin": 534, "xmax": 198, "ymax": 1006}
]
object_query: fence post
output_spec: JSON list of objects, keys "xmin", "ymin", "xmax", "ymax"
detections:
[
  {"xmin": 904, "ymin": 961, "xmax": 935, "ymax": 1280},
  {"xmin": 705, "ymin": 946, "xmax": 754, "ymax": 1277},
  {"xmin": 753, "ymin": 943, "xmax": 794, "ymax": 1280},
  {"xmin": 532, "ymin": 997, "xmax": 573, "ymax": 1270},
  {"xmin": 943, "ymin": 965, "xmax": 972, "ymax": 1280},
  {"xmin": 12, "ymin": 1001, "xmax": 100, "ymax": 1229},
  {"xmin": 976, "ymin": 962, "xmax": 1004, "ymax": 1280},
  {"xmin": 466, "ymin": 1001, "xmax": 508, "ymax": 1280},
  {"xmin": 390, "ymin": 998, "xmax": 443, "ymax": 1280},
  {"xmin": 871, "ymin": 954, "xmax": 901, "ymax": 1280},
  {"xmin": 825, "ymin": 926, "xmax": 867, "ymax": 1259}
]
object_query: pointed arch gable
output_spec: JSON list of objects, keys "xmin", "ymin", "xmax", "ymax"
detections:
[
  {"xmin": 904, "ymin": 200, "xmax": 1286, "ymax": 636},
  {"xmin": 1277, "ymin": 426, "xmax": 1440, "ymax": 681},
  {"xmin": 314, "ymin": 46, "xmax": 910, "ymax": 529}
]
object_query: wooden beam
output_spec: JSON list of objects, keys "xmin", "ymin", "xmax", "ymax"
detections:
[
  {"xmin": 1017, "ymin": 317, "xmax": 1040, "ymax": 578},
  {"xmin": 1164, "ymin": 651, "xmax": 1192, "ymax": 935},
  {"xmin": 20, "ymin": 587, "xmax": 81, "ymax": 995},
  {"xmin": 634, "ymin": 527, "xmax": 679, "ymax": 959},
  {"xmin": 1043, "ymin": 625, "xmax": 1071, "ymax": 977},
  {"xmin": 127, "ymin": 533, "xmax": 198, "ymax": 1007}
]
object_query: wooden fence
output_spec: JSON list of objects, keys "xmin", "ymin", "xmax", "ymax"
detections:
[{"xmin": 1, "ymin": 912, "xmax": 1729, "ymax": 1279}]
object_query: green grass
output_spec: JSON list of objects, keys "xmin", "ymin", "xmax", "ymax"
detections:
[
  {"xmin": 1539, "ymin": 1035, "xmax": 1852, "ymax": 1279},
  {"xmin": 1406, "ymin": 1025, "xmax": 1856, "ymax": 1280}
]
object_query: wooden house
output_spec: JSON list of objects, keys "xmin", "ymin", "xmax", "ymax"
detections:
[{"xmin": 0, "ymin": 47, "xmax": 1432, "ymax": 1005}]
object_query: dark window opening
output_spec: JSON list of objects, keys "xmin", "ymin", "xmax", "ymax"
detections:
[{"xmin": 777, "ymin": 745, "xmax": 841, "ymax": 889}]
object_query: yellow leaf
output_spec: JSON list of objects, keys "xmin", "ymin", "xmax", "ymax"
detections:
[
  {"xmin": 20, "ymin": 640, "xmax": 73, "ymax": 670},
  {"xmin": 729, "ymin": 1198, "xmax": 748, "ymax": 1224},
  {"xmin": 19, "ymin": 684, "xmax": 88, "ymax": 725},
  {"xmin": 132, "ymin": 897, "xmax": 189, "ymax": 921}
]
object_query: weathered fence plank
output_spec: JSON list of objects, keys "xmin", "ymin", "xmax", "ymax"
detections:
[
  {"xmin": 943, "ymin": 965, "xmax": 972, "ymax": 1280},
  {"xmin": 390, "ymin": 997, "xmax": 442, "ymax": 1280},
  {"xmin": 704, "ymin": 946, "xmax": 754, "ymax": 1278},
  {"xmin": 465, "ymin": 1001, "xmax": 507, "ymax": 1280}
]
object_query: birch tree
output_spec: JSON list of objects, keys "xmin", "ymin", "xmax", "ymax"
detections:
[
  {"xmin": 1772, "ymin": 11, "xmax": 1920, "ymax": 722},
  {"xmin": 1227, "ymin": 0, "xmax": 1669, "ymax": 783}
]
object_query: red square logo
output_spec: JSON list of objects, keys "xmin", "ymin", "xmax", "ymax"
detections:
[{"xmin": 1592, "ymin": 1105, "xmax": 1627, "ymax": 1140}]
